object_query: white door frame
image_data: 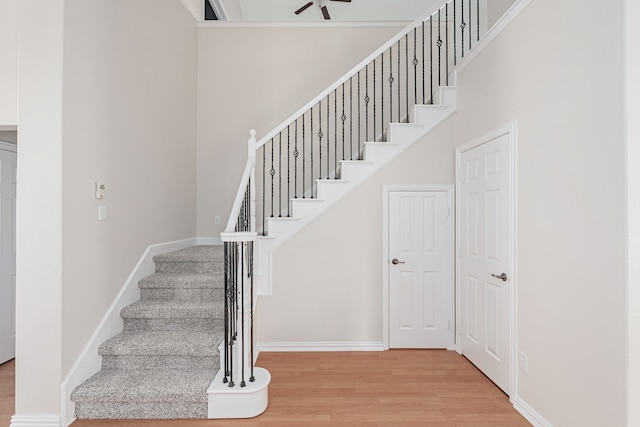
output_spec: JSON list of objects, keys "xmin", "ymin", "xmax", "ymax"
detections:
[
  {"xmin": 382, "ymin": 185, "xmax": 455, "ymax": 350},
  {"xmin": 455, "ymin": 121, "xmax": 518, "ymax": 398}
]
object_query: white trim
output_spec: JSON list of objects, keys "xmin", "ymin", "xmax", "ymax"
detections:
[
  {"xmin": 512, "ymin": 397, "xmax": 553, "ymax": 427},
  {"xmin": 10, "ymin": 415, "xmax": 61, "ymax": 427},
  {"xmin": 257, "ymin": 341, "xmax": 384, "ymax": 352},
  {"xmin": 60, "ymin": 238, "xmax": 200, "ymax": 426},
  {"xmin": 455, "ymin": 121, "xmax": 518, "ymax": 398},
  {"xmin": 198, "ymin": 20, "xmax": 411, "ymax": 29},
  {"xmin": 0, "ymin": 125, "xmax": 17, "ymax": 131},
  {"xmin": 382, "ymin": 185, "xmax": 455, "ymax": 351},
  {"xmin": 0, "ymin": 141, "xmax": 17, "ymax": 152}
]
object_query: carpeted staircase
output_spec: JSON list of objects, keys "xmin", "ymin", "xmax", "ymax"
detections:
[{"xmin": 71, "ymin": 245, "xmax": 225, "ymax": 419}]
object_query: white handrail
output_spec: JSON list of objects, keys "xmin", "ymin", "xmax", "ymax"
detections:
[
  {"xmin": 254, "ymin": 1, "xmax": 451, "ymax": 150},
  {"xmin": 223, "ymin": 130, "xmax": 257, "ymax": 234}
]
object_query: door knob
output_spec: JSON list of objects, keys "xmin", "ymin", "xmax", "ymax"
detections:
[
  {"xmin": 391, "ymin": 258, "xmax": 405, "ymax": 265},
  {"xmin": 491, "ymin": 273, "xmax": 508, "ymax": 282}
]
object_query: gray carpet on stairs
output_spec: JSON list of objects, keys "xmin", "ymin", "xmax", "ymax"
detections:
[{"xmin": 71, "ymin": 245, "xmax": 225, "ymax": 419}]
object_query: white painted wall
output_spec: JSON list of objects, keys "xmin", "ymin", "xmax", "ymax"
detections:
[
  {"xmin": 454, "ymin": 0, "xmax": 626, "ymax": 425},
  {"xmin": 15, "ymin": 0, "xmax": 64, "ymax": 418},
  {"xmin": 258, "ymin": 120, "xmax": 456, "ymax": 346},
  {"xmin": 197, "ymin": 24, "xmax": 404, "ymax": 237},
  {"xmin": 625, "ymin": 1, "xmax": 640, "ymax": 425},
  {"xmin": 14, "ymin": 0, "xmax": 198, "ymax": 421},
  {"xmin": 0, "ymin": 0, "xmax": 18, "ymax": 127}
]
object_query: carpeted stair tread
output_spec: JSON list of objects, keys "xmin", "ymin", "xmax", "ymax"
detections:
[
  {"xmin": 71, "ymin": 368, "xmax": 213, "ymax": 403},
  {"xmin": 121, "ymin": 299, "xmax": 223, "ymax": 319},
  {"xmin": 138, "ymin": 272, "xmax": 223, "ymax": 289},
  {"xmin": 153, "ymin": 245, "xmax": 223, "ymax": 263},
  {"xmin": 99, "ymin": 331, "xmax": 221, "ymax": 356}
]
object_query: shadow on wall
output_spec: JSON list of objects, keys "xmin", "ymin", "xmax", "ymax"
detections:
[{"xmin": 0, "ymin": 131, "xmax": 17, "ymax": 145}]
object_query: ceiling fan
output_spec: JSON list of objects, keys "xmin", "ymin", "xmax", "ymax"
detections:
[{"xmin": 294, "ymin": 0, "xmax": 352, "ymax": 20}]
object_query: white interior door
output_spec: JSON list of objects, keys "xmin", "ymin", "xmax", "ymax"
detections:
[
  {"xmin": 457, "ymin": 132, "xmax": 512, "ymax": 395},
  {"xmin": 389, "ymin": 190, "xmax": 452, "ymax": 349},
  {"xmin": 0, "ymin": 146, "xmax": 17, "ymax": 364}
]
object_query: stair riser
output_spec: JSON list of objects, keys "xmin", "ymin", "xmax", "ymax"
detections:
[
  {"xmin": 123, "ymin": 318, "xmax": 223, "ymax": 332},
  {"xmin": 75, "ymin": 402, "xmax": 208, "ymax": 420},
  {"xmin": 316, "ymin": 181, "xmax": 350, "ymax": 199},
  {"xmin": 363, "ymin": 144, "xmax": 397, "ymax": 162},
  {"xmin": 101, "ymin": 355, "xmax": 219, "ymax": 371},
  {"xmin": 140, "ymin": 288, "xmax": 224, "ymax": 301},
  {"xmin": 155, "ymin": 261, "xmax": 223, "ymax": 274}
]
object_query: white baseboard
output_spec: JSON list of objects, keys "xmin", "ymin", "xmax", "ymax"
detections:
[
  {"xmin": 513, "ymin": 396, "xmax": 552, "ymax": 427},
  {"xmin": 258, "ymin": 341, "xmax": 385, "ymax": 352},
  {"xmin": 10, "ymin": 415, "xmax": 61, "ymax": 427},
  {"xmin": 60, "ymin": 237, "xmax": 200, "ymax": 426}
]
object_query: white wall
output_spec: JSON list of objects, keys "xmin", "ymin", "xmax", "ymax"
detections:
[
  {"xmin": 14, "ymin": 0, "xmax": 198, "ymax": 421},
  {"xmin": 258, "ymin": 120, "xmax": 456, "ymax": 345},
  {"xmin": 197, "ymin": 24, "xmax": 404, "ymax": 237},
  {"xmin": 625, "ymin": 0, "xmax": 640, "ymax": 425},
  {"xmin": 0, "ymin": 0, "xmax": 18, "ymax": 126},
  {"xmin": 454, "ymin": 0, "xmax": 626, "ymax": 425},
  {"xmin": 15, "ymin": 0, "xmax": 65, "ymax": 417}
]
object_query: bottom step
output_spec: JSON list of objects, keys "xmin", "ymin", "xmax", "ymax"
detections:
[
  {"xmin": 71, "ymin": 368, "xmax": 213, "ymax": 419},
  {"xmin": 207, "ymin": 367, "xmax": 271, "ymax": 418}
]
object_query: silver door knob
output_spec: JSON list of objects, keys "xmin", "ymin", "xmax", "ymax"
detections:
[
  {"xmin": 491, "ymin": 273, "xmax": 508, "ymax": 282},
  {"xmin": 391, "ymin": 258, "xmax": 405, "ymax": 265}
]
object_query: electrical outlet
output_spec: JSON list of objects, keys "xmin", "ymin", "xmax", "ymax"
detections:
[
  {"xmin": 519, "ymin": 351, "xmax": 528, "ymax": 373},
  {"xmin": 214, "ymin": 216, "xmax": 221, "ymax": 225}
]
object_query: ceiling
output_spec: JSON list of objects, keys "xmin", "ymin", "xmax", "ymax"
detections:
[{"xmin": 210, "ymin": 0, "xmax": 442, "ymax": 22}]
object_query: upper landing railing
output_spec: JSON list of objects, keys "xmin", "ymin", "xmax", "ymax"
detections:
[{"xmin": 220, "ymin": 0, "xmax": 505, "ymax": 388}]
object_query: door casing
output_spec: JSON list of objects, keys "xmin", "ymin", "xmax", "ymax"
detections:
[{"xmin": 382, "ymin": 185, "xmax": 455, "ymax": 350}]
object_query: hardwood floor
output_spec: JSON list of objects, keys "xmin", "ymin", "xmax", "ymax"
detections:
[
  {"xmin": 2, "ymin": 351, "xmax": 531, "ymax": 426},
  {"xmin": 1, "ymin": 359, "xmax": 15, "ymax": 427}
]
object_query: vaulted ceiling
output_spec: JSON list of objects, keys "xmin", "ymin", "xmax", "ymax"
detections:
[{"xmin": 211, "ymin": 0, "xmax": 442, "ymax": 22}]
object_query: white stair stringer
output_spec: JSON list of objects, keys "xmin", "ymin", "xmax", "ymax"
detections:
[{"xmin": 254, "ymin": 87, "xmax": 456, "ymax": 296}]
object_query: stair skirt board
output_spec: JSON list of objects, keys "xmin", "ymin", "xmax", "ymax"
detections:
[
  {"xmin": 61, "ymin": 238, "xmax": 202, "ymax": 425},
  {"xmin": 257, "ymin": 342, "xmax": 385, "ymax": 352}
]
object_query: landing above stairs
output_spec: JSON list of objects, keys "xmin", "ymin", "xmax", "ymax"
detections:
[{"xmin": 71, "ymin": 245, "xmax": 225, "ymax": 420}]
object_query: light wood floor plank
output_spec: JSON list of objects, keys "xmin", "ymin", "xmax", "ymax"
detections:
[{"xmin": 1, "ymin": 351, "xmax": 531, "ymax": 426}]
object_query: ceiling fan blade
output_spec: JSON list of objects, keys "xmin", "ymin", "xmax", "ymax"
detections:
[
  {"xmin": 321, "ymin": 5, "xmax": 330, "ymax": 19},
  {"xmin": 295, "ymin": 1, "xmax": 314, "ymax": 15}
]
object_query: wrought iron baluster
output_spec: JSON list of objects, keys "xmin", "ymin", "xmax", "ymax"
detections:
[
  {"xmin": 342, "ymin": 84, "xmax": 346, "ymax": 163},
  {"xmin": 294, "ymin": 120, "xmax": 299, "ymax": 199},
  {"xmin": 302, "ymin": 113, "xmax": 306, "ymax": 198},
  {"xmin": 365, "ymin": 65, "xmax": 369, "ymax": 143},
  {"xmin": 262, "ymin": 148, "xmax": 265, "ymax": 234},
  {"xmin": 327, "ymin": 94, "xmax": 331, "ymax": 180},
  {"xmin": 446, "ymin": 3, "xmax": 449, "ymax": 86},
  {"xmin": 430, "ymin": 16, "xmax": 433, "ymax": 103},
  {"xmin": 335, "ymin": 88, "xmax": 338, "ymax": 178},
  {"xmin": 477, "ymin": 0, "xmax": 480, "ymax": 42},
  {"xmin": 404, "ymin": 34, "xmax": 408, "ymax": 122},
  {"xmin": 270, "ymin": 139, "xmax": 274, "ymax": 218},
  {"xmin": 310, "ymin": 107, "xmax": 314, "ymax": 198},
  {"xmin": 468, "ymin": 0, "xmax": 472, "ymax": 50},
  {"xmin": 278, "ymin": 134, "xmax": 282, "ymax": 217},
  {"xmin": 318, "ymin": 100, "xmax": 323, "ymax": 182},
  {"xmin": 249, "ymin": 240, "xmax": 255, "ymax": 383},
  {"xmin": 413, "ymin": 28, "xmax": 418, "ymax": 107},
  {"xmin": 287, "ymin": 126, "xmax": 290, "ymax": 217},
  {"xmin": 389, "ymin": 46, "xmax": 393, "ymax": 126},
  {"xmin": 240, "ymin": 245, "xmax": 245, "ymax": 387},
  {"xmin": 422, "ymin": 21, "xmax": 426, "ymax": 104},
  {"xmin": 373, "ymin": 58, "xmax": 376, "ymax": 141},
  {"xmin": 349, "ymin": 78, "xmax": 353, "ymax": 160},
  {"xmin": 454, "ymin": 0, "xmax": 457, "ymax": 65},
  {"xmin": 438, "ymin": 8, "xmax": 442, "ymax": 88},
  {"xmin": 358, "ymin": 71, "xmax": 362, "ymax": 158},
  {"xmin": 223, "ymin": 242, "xmax": 229, "ymax": 384},
  {"xmin": 461, "ymin": 0, "xmax": 466, "ymax": 57},
  {"xmin": 380, "ymin": 53, "xmax": 383, "ymax": 141}
]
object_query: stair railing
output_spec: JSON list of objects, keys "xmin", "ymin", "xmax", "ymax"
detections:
[
  {"xmin": 253, "ymin": 0, "xmax": 488, "ymax": 236},
  {"xmin": 220, "ymin": 0, "xmax": 504, "ymax": 387},
  {"xmin": 220, "ymin": 131, "xmax": 257, "ymax": 388}
]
